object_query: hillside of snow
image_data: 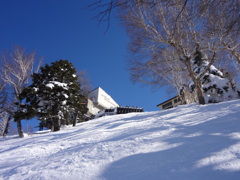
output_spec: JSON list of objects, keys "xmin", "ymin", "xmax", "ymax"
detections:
[{"xmin": 0, "ymin": 100, "xmax": 240, "ymax": 180}]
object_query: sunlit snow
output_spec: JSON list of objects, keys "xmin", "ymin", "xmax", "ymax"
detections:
[
  {"xmin": 0, "ymin": 100, "xmax": 240, "ymax": 180},
  {"xmin": 46, "ymin": 81, "xmax": 68, "ymax": 90}
]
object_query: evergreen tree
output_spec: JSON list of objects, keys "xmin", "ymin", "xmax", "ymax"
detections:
[
  {"xmin": 188, "ymin": 51, "xmax": 239, "ymax": 103},
  {"xmin": 20, "ymin": 60, "xmax": 87, "ymax": 131}
]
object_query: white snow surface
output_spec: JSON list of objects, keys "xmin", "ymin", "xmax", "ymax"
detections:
[
  {"xmin": 1, "ymin": 100, "xmax": 240, "ymax": 180},
  {"xmin": 45, "ymin": 83, "xmax": 55, "ymax": 89},
  {"xmin": 46, "ymin": 81, "xmax": 68, "ymax": 90}
]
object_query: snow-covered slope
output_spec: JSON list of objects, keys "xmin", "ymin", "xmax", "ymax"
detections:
[{"xmin": 1, "ymin": 100, "xmax": 240, "ymax": 180}]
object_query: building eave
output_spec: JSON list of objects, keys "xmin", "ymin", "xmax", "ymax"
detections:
[{"xmin": 156, "ymin": 95, "xmax": 179, "ymax": 107}]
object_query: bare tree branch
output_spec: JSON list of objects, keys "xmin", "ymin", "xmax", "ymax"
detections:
[
  {"xmin": 118, "ymin": 0, "xmax": 240, "ymax": 104},
  {"xmin": 0, "ymin": 46, "xmax": 43, "ymax": 137}
]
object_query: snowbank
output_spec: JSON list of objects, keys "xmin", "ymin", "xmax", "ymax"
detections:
[{"xmin": 0, "ymin": 100, "xmax": 240, "ymax": 180}]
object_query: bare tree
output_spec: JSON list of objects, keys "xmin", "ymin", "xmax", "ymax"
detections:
[
  {"xmin": 77, "ymin": 70, "xmax": 92, "ymax": 96},
  {"xmin": 89, "ymin": 0, "xmax": 240, "ymax": 28},
  {"xmin": 117, "ymin": 0, "xmax": 240, "ymax": 104},
  {"xmin": 129, "ymin": 45, "xmax": 189, "ymax": 93},
  {"xmin": 0, "ymin": 81, "xmax": 10, "ymax": 137},
  {"xmin": 0, "ymin": 46, "xmax": 42, "ymax": 137},
  {"xmin": 0, "ymin": 81, "xmax": 7, "ymax": 113},
  {"xmin": 87, "ymin": 0, "xmax": 159, "ymax": 30},
  {"xmin": 0, "ymin": 112, "xmax": 11, "ymax": 137},
  {"xmin": 88, "ymin": 0, "xmax": 239, "ymax": 105}
]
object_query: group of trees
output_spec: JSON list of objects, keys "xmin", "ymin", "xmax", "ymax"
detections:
[
  {"xmin": 18, "ymin": 60, "xmax": 88, "ymax": 132},
  {"xmin": 90, "ymin": 0, "xmax": 240, "ymax": 104},
  {"xmin": 0, "ymin": 47, "xmax": 41, "ymax": 137},
  {"xmin": 0, "ymin": 47, "xmax": 89, "ymax": 138},
  {"xmin": 1, "ymin": 0, "xmax": 240, "ymax": 137}
]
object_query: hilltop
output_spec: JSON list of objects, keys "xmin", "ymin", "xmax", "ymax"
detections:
[{"xmin": 0, "ymin": 100, "xmax": 240, "ymax": 180}]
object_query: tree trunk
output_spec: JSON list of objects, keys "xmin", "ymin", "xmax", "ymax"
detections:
[
  {"xmin": 195, "ymin": 79, "xmax": 206, "ymax": 105},
  {"xmin": 3, "ymin": 116, "xmax": 11, "ymax": 136},
  {"xmin": 52, "ymin": 117, "xmax": 60, "ymax": 131},
  {"xmin": 51, "ymin": 120, "xmax": 54, "ymax": 132},
  {"xmin": 72, "ymin": 119, "xmax": 76, "ymax": 127},
  {"xmin": 52, "ymin": 105, "xmax": 60, "ymax": 132},
  {"xmin": 184, "ymin": 59, "xmax": 206, "ymax": 105},
  {"xmin": 72, "ymin": 112, "xmax": 78, "ymax": 127},
  {"xmin": 16, "ymin": 119, "xmax": 24, "ymax": 138}
]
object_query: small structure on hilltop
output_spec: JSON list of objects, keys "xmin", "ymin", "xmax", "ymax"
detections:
[
  {"xmin": 85, "ymin": 87, "xmax": 144, "ymax": 119},
  {"xmin": 86, "ymin": 87, "xmax": 119, "ymax": 118},
  {"xmin": 95, "ymin": 106, "xmax": 144, "ymax": 118},
  {"xmin": 157, "ymin": 96, "xmax": 184, "ymax": 110}
]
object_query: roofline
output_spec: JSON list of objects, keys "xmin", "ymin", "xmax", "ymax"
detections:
[
  {"xmin": 88, "ymin": 87, "xmax": 119, "ymax": 107},
  {"xmin": 89, "ymin": 87, "xmax": 100, "ymax": 93},
  {"xmin": 156, "ymin": 95, "xmax": 179, "ymax": 107}
]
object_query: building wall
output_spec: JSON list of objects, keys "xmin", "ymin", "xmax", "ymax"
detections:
[
  {"xmin": 86, "ymin": 99, "xmax": 102, "ymax": 116},
  {"xmin": 96, "ymin": 87, "xmax": 119, "ymax": 109},
  {"xmin": 87, "ymin": 87, "xmax": 119, "ymax": 116},
  {"xmin": 157, "ymin": 96, "xmax": 182, "ymax": 110}
]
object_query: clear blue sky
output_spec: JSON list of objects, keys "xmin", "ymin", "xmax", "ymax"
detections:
[{"xmin": 0, "ymin": 0, "xmax": 172, "ymax": 116}]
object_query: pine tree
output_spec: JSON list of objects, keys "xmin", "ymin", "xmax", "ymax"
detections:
[
  {"xmin": 21, "ymin": 60, "xmax": 87, "ymax": 131},
  {"xmin": 188, "ymin": 50, "xmax": 239, "ymax": 103}
]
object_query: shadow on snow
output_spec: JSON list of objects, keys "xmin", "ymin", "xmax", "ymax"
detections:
[{"xmin": 100, "ymin": 109, "xmax": 240, "ymax": 180}]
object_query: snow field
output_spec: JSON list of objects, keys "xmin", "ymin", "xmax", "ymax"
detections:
[{"xmin": 0, "ymin": 100, "xmax": 240, "ymax": 180}]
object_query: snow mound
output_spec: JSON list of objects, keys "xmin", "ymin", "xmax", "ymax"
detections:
[{"xmin": 0, "ymin": 100, "xmax": 240, "ymax": 180}]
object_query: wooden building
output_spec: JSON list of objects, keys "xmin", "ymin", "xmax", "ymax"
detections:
[{"xmin": 157, "ymin": 96, "xmax": 183, "ymax": 110}]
